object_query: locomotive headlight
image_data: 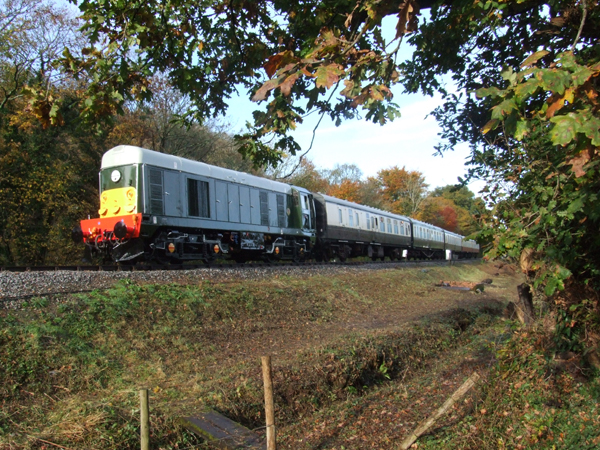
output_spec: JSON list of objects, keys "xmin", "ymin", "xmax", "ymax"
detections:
[{"xmin": 111, "ymin": 169, "xmax": 121, "ymax": 182}]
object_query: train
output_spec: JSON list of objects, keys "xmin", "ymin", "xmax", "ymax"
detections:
[{"xmin": 72, "ymin": 145, "xmax": 480, "ymax": 264}]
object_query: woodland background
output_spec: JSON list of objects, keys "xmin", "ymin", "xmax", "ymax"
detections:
[{"xmin": 0, "ymin": 0, "xmax": 483, "ymax": 267}]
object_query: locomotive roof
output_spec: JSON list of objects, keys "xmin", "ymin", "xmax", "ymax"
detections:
[{"xmin": 102, "ymin": 145, "xmax": 293, "ymax": 193}]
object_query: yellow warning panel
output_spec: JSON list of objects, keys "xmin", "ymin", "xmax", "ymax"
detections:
[{"xmin": 98, "ymin": 187, "xmax": 137, "ymax": 218}]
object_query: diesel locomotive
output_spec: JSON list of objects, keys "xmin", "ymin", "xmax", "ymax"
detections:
[{"xmin": 72, "ymin": 145, "xmax": 479, "ymax": 264}]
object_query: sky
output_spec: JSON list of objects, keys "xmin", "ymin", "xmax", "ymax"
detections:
[
  {"xmin": 221, "ymin": 15, "xmax": 486, "ymax": 194},
  {"xmin": 225, "ymin": 87, "xmax": 482, "ymax": 192}
]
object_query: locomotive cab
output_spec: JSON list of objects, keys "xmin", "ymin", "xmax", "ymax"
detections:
[{"xmin": 73, "ymin": 161, "xmax": 144, "ymax": 263}]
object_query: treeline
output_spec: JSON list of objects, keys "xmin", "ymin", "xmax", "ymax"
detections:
[
  {"xmin": 0, "ymin": 0, "xmax": 256, "ymax": 266},
  {"xmin": 273, "ymin": 160, "xmax": 484, "ymax": 236}
]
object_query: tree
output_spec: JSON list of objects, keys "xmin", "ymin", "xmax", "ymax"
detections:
[
  {"xmin": 356, "ymin": 176, "xmax": 387, "ymax": 210},
  {"xmin": 400, "ymin": 0, "xmax": 599, "ymax": 287},
  {"xmin": 327, "ymin": 179, "xmax": 363, "ymax": 203},
  {"xmin": 269, "ymin": 157, "xmax": 330, "ymax": 193},
  {"xmin": 427, "ymin": 184, "xmax": 484, "ymax": 234},
  {"xmin": 400, "ymin": 0, "xmax": 599, "ymax": 348},
  {"xmin": 417, "ymin": 197, "xmax": 459, "ymax": 232},
  {"xmin": 322, "ymin": 163, "xmax": 363, "ymax": 186},
  {"xmin": 0, "ymin": 1, "xmax": 104, "ymax": 265},
  {"xmin": 377, "ymin": 166, "xmax": 428, "ymax": 215},
  {"xmin": 322, "ymin": 163, "xmax": 364, "ymax": 202},
  {"xmin": 60, "ymin": 0, "xmax": 422, "ymax": 166},
  {"xmin": 0, "ymin": 0, "xmax": 81, "ymax": 120}
]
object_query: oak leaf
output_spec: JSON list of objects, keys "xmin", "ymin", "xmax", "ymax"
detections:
[
  {"xmin": 315, "ymin": 63, "xmax": 344, "ymax": 89},
  {"xmin": 546, "ymin": 88, "xmax": 574, "ymax": 119},
  {"xmin": 568, "ymin": 148, "xmax": 593, "ymax": 177},
  {"xmin": 263, "ymin": 51, "xmax": 296, "ymax": 78},
  {"xmin": 279, "ymin": 73, "xmax": 300, "ymax": 96}
]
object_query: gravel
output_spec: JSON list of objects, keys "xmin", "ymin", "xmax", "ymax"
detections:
[
  {"xmin": 0, "ymin": 259, "xmax": 476, "ymax": 309},
  {"xmin": 0, "ymin": 264, "xmax": 356, "ymax": 308}
]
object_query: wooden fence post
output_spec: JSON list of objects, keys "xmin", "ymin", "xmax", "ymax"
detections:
[
  {"xmin": 261, "ymin": 356, "xmax": 276, "ymax": 450},
  {"xmin": 140, "ymin": 389, "xmax": 150, "ymax": 450}
]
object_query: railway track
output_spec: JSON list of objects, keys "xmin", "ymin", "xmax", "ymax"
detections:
[
  {"xmin": 0, "ymin": 259, "xmax": 481, "ymax": 306},
  {"xmin": 0, "ymin": 258, "xmax": 479, "ymax": 273}
]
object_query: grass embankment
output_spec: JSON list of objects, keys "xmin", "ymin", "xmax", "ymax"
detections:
[{"xmin": 1, "ymin": 263, "xmax": 598, "ymax": 449}]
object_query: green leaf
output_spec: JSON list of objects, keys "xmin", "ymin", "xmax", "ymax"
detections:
[
  {"xmin": 539, "ymin": 69, "xmax": 569, "ymax": 95},
  {"xmin": 514, "ymin": 77, "xmax": 540, "ymax": 99},
  {"xmin": 520, "ymin": 50, "xmax": 549, "ymax": 68},
  {"xmin": 545, "ymin": 277, "xmax": 559, "ymax": 296},
  {"xmin": 476, "ymin": 86, "xmax": 504, "ymax": 99},
  {"xmin": 481, "ymin": 118, "xmax": 499, "ymax": 134},
  {"xmin": 491, "ymin": 98, "xmax": 517, "ymax": 120},
  {"xmin": 501, "ymin": 67, "xmax": 516, "ymax": 84},
  {"xmin": 549, "ymin": 114, "xmax": 579, "ymax": 146},
  {"xmin": 514, "ymin": 120, "xmax": 529, "ymax": 140},
  {"xmin": 580, "ymin": 114, "xmax": 600, "ymax": 146},
  {"xmin": 566, "ymin": 197, "xmax": 584, "ymax": 214}
]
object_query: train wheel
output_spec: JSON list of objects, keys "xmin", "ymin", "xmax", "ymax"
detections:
[
  {"xmin": 202, "ymin": 253, "xmax": 217, "ymax": 265},
  {"xmin": 262, "ymin": 254, "xmax": 278, "ymax": 263}
]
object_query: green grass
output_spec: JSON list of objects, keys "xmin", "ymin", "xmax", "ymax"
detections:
[{"xmin": 2, "ymin": 263, "xmax": 596, "ymax": 449}]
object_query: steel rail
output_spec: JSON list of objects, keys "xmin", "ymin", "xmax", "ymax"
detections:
[{"xmin": 0, "ymin": 258, "xmax": 480, "ymax": 273}]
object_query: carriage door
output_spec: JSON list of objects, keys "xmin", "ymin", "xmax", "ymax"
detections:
[{"xmin": 300, "ymin": 193, "xmax": 313, "ymax": 230}]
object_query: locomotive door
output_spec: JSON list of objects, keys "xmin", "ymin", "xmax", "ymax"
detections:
[
  {"xmin": 228, "ymin": 184, "xmax": 240, "ymax": 222},
  {"xmin": 300, "ymin": 193, "xmax": 313, "ymax": 230},
  {"xmin": 164, "ymin": 170, "xmax": 182, "ymax": 217}
]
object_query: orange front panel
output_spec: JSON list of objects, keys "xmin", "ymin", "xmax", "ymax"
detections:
[{"xmin": 80, "ymin": 213, "xmax": 142, "ymax": 242}]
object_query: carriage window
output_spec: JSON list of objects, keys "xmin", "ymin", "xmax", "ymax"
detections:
[
  {"xmin": 380, "ymin": 217, "xmax": 385, "ymax": 232},
  {"xmin": 394, "ymin": 220, "xmax": 399, "ymax": 235},
  {"xmin": 349, "ymin": 209, "xmax": 354, "ymax": 227},
  {"xmin": 338, "ymin": 208, "xmax": 343, "ymax": 224},
  {"xmin": 387, "ymin": 218, "xmax": 392, "ymax": 233},
  {"xmin": 366, "ymin": 213, "xmax": 370, "ymax": 229},
  {"xmin": 355, "ymin": 212, "xmax": 359, "ymax": 227},
  {"xmin": 187, "ymin": 178, "xmax": 210, "ymax": 218}
]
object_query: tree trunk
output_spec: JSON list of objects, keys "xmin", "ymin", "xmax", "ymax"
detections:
[{"xmin": 516, "ymin": 283, "xmax": 535, "ymax": 325}]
